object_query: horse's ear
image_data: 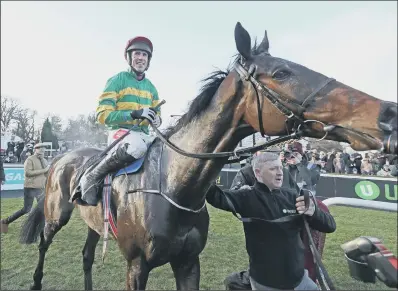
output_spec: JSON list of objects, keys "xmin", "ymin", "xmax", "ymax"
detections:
[
  {"xmin": 257, "ymin": 30, "xmax": 269, "ymax": 55},
  {"xmin": 234, "ymin": 22, "xmax": 252, "ymax": 60}
]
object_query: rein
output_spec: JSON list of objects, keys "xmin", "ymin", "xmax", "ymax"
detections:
[
  {"xmin": 147, "ymin": 57, "xmax": 336, "ymax": 161},
  {"xmin": 289, "ymin": 169, "xmax": 336, "ymax": 291},
  {"xmin": 124, "ymin": 57, "xmax": 336, "ymax": 214},
  {"xmin": 126, "ymin": 143, "xmax": 207, "ymax": 213},
  {"xmin": 122, "ymin": 57, "xmax": 336, "ymax": 288},
  {"xmin": 108, "ymin": 56, "xmax": 339, "ymax": 219},
  {"xmin": 151, "ymin": 124, "xmax": 304, "ymax": 160}
]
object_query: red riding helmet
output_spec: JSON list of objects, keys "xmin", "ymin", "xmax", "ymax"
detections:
[{"xmin": 124, "ymin": 36, "xmax": 153, "ymax": 61}]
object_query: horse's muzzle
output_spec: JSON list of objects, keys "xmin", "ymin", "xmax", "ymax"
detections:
[{"xmin": 383, "ymin": 131, "xmax": 397, "ymax": 154}]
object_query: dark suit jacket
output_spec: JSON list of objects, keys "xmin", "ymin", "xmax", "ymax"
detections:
[{"xmin": 0, "ymin": 160, "xmax": 5, "ymax": 182}]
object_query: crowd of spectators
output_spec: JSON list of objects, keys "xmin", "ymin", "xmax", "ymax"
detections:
[
  {"xmin": 301, "ymin": 148, "xmax": 397, "ymax": 177},
  {"xmin": 3, "ymin": 140, "xmax": 34, "ymax": 164},
  {"xmin": 2, "ymin": 139, "xmax": 106, "ymax": 164},
  {"xmin": 3, "ymin": 136, "xmax": 397, "ymax": 178}
]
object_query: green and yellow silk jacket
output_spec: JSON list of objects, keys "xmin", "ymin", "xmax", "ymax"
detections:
[{"xmin": 96, "ymin": 69, "xmax": 161, "ymax": 134}]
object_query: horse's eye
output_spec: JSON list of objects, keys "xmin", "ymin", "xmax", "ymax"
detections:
[{"xmin": 272, "ymin": 70, "xmax": 291, "ymax": 80}]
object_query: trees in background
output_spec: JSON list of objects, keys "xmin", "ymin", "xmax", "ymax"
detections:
[
  {"xmin": 40, "ymin": 118, "xmax": 59, "ymax": 149},
  {"xmin": 62, "ymin": 113, "xmax": 107, "ymax": 145},
  {"xmin": 1, "ymin": 96, "xmax": 20, "ymax": 133},
  {"xmin": 1, "ymin": 96, "xmax": 39, "ymax": 142},
  {"xmin": 50, "ymin": 115, "xmax": 63, "ymax": 137},
  {"xmin": 13, "ymin": 108, "xmax": 37, "ymax": 142},
  {"xmin": 1, "ymin": 96, "xmax": 106, "ymax": 147}
]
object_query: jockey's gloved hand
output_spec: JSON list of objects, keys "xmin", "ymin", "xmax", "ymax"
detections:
[{"xmin": 130, "ymin": 107, "xmax": 157, "ymax": 123}]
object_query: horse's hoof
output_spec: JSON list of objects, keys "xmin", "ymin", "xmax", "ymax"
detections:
[{"xmin": 30, "ymin": 284, "xmax": 42, "ymax": 290}]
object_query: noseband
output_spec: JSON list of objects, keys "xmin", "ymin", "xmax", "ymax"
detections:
[{"xmin": 234, "ymin": 58, "xmax": 335, "ymax": 138}]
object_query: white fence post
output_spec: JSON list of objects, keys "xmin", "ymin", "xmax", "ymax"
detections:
[{"xmin": 322, "ymin": 197, "xmax": 397, "ymax": 212}]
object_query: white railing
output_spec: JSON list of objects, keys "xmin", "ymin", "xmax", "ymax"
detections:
[{"xmin": 323, "ymin": 197, "xmax": 397, "ymax": 212}]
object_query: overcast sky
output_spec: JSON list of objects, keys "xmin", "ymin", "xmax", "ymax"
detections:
[{"xmin": 1, "ymin": 1, "xmax": 397, "ymax": 130}]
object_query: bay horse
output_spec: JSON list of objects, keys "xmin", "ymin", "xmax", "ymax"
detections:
[{"xmin": 19, "ymin": 22, "xmax": 397, "ymax": 290}]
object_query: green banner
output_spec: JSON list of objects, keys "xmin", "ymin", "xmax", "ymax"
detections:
[{"xmin": 216, "ymin": 169, "xmax": 397, "ymax": 203}]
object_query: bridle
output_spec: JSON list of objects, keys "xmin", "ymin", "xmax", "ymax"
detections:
[
  {"xmin": 149, "ymin": 56, "xmax": 336, "ymax": 161},
  {"xmin": 226, "ymin": 57, "xmax": 337, "ymax": 290},
  {"xmin": 234, "ymin": 56, "xmax": 336, "ymax": 139}
]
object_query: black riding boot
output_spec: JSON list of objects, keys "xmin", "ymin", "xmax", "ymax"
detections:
[{"xmin": 76, "ymin": 145, "xmax": 136, "ymax": 206}]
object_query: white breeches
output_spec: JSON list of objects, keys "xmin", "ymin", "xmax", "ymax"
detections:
[{"xmin": 107, "ymin": 129, "xmax": 155, "ymax": 159}]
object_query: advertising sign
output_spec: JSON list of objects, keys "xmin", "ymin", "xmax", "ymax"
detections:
[
  {"xmin": 2, "ymin": 165, "xmax": 396, "ymax": 204},
  {"xmin": 2, "ymin": 167, "xmax": 25, "ymax": 190},
  {"xmin": 321, "ymin": 175, "xmax": 397, "ymax": 203},
  {"xmin": 215, "ymin": 169, "xmax": 397, "ymax": 203}
]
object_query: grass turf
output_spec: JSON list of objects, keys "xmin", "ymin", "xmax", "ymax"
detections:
[{"xmin": 1, "ymin": 198, "xmax": 397, "ymax": 290}]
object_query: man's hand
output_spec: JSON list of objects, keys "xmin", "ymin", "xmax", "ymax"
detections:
[
  {"xmin": 295, "ymin": 196, "xmax": 315, "ymax": 216},
  {"xmin": 130, "ymin": 107, "xmax": 156, "ymax": 123}
]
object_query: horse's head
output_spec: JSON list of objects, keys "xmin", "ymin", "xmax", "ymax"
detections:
[{"xmin": 232, "ymin": 22, "xmax": 397, "ymax": 154}]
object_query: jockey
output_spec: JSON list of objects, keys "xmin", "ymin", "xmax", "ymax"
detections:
[{"xmin": 75, "ymin": 36, "xmax": 162, "ymax": 206}]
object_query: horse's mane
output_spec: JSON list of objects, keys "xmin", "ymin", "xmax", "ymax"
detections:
[
  {"xmin": 163, "ymin": 41, "xmax": 260, "ymax": 138},
  {"xmin": 163, "ymin": 69, "xmax": 230, "ymax": 138}
]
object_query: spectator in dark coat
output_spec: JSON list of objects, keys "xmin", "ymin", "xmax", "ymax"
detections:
[
  {"xmin": 0, "ymin": 160, "xmax": 5, "ymax": 185},
  {"xmin": 347, "ymin": 153, "xmax": 362, "ymax": 175},
  {"xmin": 282, "ymin": 142, "xmax": 321, "ymax": 194},
  {"xmin": 6, "ymin": 141, "xmax": 15, "ymax": 156},
  {"xmin": 341, "ymin": 149, "xmax": 351, "ymax": 174},
  {"xmin": 324, "ymin": 151, "xmax": 336, "ymax": 173},
  {"xmin": 15, "ymin": 141, "xmax": 25, "ymax": 163},
  {"xmin": 353, "ymin": 153, "xmax": 363, "ymax": 174}
]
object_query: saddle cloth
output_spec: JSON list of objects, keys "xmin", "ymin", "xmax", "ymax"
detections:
[
  {"xmin": 71, "ymin": 151, "xmax": 147, "ymax": 204},
  {"xmin": 114, "ymin": 157, "xmax": 145, "ymax": 177}
]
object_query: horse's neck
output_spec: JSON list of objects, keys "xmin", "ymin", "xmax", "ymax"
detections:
[{"xmin": 164, "ymin": 95, "xmax": 247, "ymax": 207}]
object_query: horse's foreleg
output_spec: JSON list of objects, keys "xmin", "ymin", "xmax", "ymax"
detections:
[
  {"xmin": 82, "ymin": 227, "xmax": 100, "ymax": 290},
  {"xmin": 170, "ymin": 256, "xmax": 200, "ymax": 290},
  {"xmin": 126, "ymin": 256, "xmax": 150, "ymax": 290},
  {"xmin": 31, "ymin": 222, "xmax": 64, "ymax": 290}
]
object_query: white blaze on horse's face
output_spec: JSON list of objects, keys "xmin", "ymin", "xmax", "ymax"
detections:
[
  {"xmin": 256, "ymin": 159, "xmax": 284, "ymax": 190},
  {"xmin": 131, "ymin": 50, "xmax": 149, "ymax": 73}
]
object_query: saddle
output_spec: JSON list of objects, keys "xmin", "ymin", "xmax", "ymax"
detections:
[{"xmin": 72, "ymin": 153, "xmax": 147, "ymax": 203}]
